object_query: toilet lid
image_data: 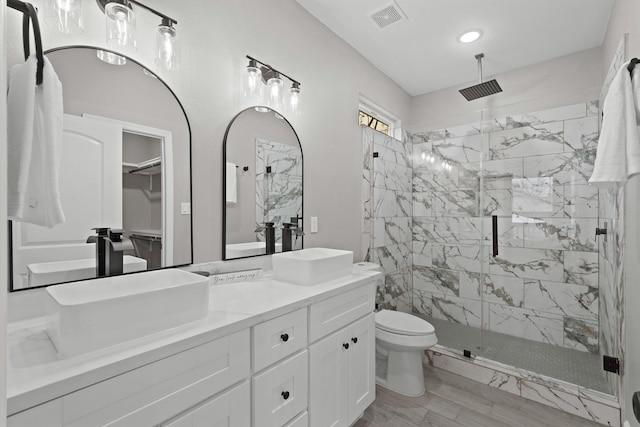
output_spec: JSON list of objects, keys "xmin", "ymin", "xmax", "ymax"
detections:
[{"xmin": 375, "ymin": 310, "xmax": 435, "ymax": 336}]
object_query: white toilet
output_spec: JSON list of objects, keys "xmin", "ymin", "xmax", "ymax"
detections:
[
  {"xmin": 375, "ymin": 309, "xmax": 437, "ymax": 396},
  {"xmin": 352, "ymin": 262, "xmax": 438, "ymax": 397}
]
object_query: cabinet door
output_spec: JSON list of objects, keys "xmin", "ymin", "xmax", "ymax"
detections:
[
  {"xmin": 346, "ymin": 313, "xmax": 375, "ymax": 421},
  {"xmin": 309, "ymin": 328, "xmax": 349, "ymax": 427},
  {"xmin": 164, "ymin": 381, "xmax": 250, "ymax": 427}
]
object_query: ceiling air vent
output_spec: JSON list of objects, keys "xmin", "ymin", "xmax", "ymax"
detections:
[{"xmin": 369, "ymin": 2, "xmax": 407, "ymax": 30}]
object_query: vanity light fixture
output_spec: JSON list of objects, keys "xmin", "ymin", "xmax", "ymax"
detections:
[
  {"xmin": 96, "ymin": 0, "xmax": 179, "ymax": 70},
  {"xmin": 458, "ymin": 30, "xmax": 482, "ymax": 44},
  {"xmin": 44, "ymin": 0, "xmax": 84, "ymax": 34},
  {"xmin": 244, "ymin": 55, "xmax": 302, "ymax": 116}
]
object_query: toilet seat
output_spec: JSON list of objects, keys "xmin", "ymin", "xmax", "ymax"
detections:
[{"xmin": 375, "ymin": 310, "xmax": 435, "ymax": 336}]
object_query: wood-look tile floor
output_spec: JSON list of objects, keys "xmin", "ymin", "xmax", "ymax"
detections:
[{"xmin": 353, "ymin": 365, "xmax": 605, "ymax": 427}]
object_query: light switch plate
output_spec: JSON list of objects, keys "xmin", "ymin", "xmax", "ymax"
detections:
[
  {"xmin": 181, "ymin": 202, "xmax": 191, "ymax": 215},
  {"xmin": 310, "ymin": 217, "xmax": 318, "ymax": 233}
]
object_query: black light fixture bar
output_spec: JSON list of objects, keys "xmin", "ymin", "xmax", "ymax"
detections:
[
  {"xmin": 246, "ymin": 55, "xmax": 301, "ymax": 87},
  {"xmin": 96, "ymin": 0, "xmax": 177, "ymax": 25}
]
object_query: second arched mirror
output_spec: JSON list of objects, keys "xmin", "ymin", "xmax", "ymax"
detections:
[{"xmin": 223, "ymin": 107, "xmax": 303, "ymax": 260}]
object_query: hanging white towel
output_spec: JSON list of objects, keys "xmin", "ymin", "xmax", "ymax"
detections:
[
  {"xmin": 226, "ymin": 162, "xmax": 238, "ymax": 203},
  {"xmin": 589, "ymin": 60, "xmax": 640, "ymax": 187},
  {"xmin": 7, "ymin": 55, "xmax": 65, "ymax": 227}
]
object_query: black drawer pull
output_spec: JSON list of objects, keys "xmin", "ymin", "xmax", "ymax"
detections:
[
  {"xmin": 281, "ymin": 333, "xmax": 289, "ymax": 342},
  {"xmin": 351, "ymin": 337, "xmax": 358, "ymax": 344},
  {"xmin": 281, "ymin": 391, "xmax": 290, "ymax": 400},
  {"xmin": 343, "ymin": 343, "xmax": 349, "ymax": 350}
]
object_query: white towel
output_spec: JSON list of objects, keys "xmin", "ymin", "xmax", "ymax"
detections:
[
  {"xmin": 226, "ymin": 162, "xmax": 238, "ymax": 203},
  {"xmin": 8, "ymin": 55, "xmax": 65, "ymax": 227},
  {"xmin": 589, "ymin": 60, "xmax": 640, "ymax": 187}
]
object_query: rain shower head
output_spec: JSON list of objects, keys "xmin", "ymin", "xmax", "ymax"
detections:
[{"xmin": 459, "ymin": 53, "xmax": 503, "ymax": 101}]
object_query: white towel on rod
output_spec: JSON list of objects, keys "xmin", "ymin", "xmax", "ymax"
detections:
[
  {"xmin": 7, "ymin": 55, "xmax": 65, "ymax": 227},
  {"xmin": 589, "ymin": 60, "xmax": 640, "ymax": 187},
  {"xmin": 226, "ymin": 162, "xmax": 238, "ymax": 203}
]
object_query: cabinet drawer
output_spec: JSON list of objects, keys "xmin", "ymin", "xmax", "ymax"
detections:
[
  {"xmin": 8, "ymin": 400, "xmax": 62, "ymax": 427},
  {"xmin": 254, "ymin": 308, "xmax": 308, "ymax": 372},
  {"xmin": 285, "ymin": 411, "xmax": 308, "ymax": 427},
  {"xmin": 63, "ymin": 329, "xmax": 250, "ymax": 427},
  {"xmin": 163, "ymin": 381, "xmax": 250, "ymax": 427},
  {"xmin": 309, "ymin": 284, "xmax": 375, "ymax": 342},
  {"xmin": 253, "ymin": 350, "xmax": 308, "ymax": 427}
]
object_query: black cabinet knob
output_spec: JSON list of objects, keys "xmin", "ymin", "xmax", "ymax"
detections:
[
  {"xmin": 343, "ymin": 343, "xmax": 349, "ymax": 350},
  {"xmin": 351, "ymin": 337, "xmax": 358, "ymax": 344},
  {"xmin": 281, "ymin": 391, "xmax": 290, "ymax": 400},
  {"xmin": 281, "ymin": 333, "xmax": 289, "ymax": 342}
]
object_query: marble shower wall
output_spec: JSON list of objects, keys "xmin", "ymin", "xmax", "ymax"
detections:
[
  {"xmin": 255, "ymin": 139, "xmax": 303, "ymax": 247},
  {"xmin": 410, "ymin": 101, "xmax": 603, "ymax": 354},
  {"xmin": 361, "ymin": 126, "xmax": 413, "ymax": 312}
]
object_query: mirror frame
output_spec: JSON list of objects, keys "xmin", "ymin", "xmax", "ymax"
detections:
[
  {"xmin": 8, "ymin": 45, "xmax": 194, "ymax": 292},
  {"xmin": 222, "ymin": 106, "xmax": 304, "ymax": 260}
]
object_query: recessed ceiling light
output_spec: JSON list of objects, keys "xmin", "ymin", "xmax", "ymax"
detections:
[{"xmin": 458, "ymin": 30, "xmax": 482, "ymax": 44}]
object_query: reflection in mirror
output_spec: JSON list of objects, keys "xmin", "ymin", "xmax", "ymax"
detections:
[
  {"xmin": 224, "ymin": 107, "xmax": 303, "ymax": 260},
  {"xmin": 8, "ymin": 47, "xmax": 192, "ymax": 291}
]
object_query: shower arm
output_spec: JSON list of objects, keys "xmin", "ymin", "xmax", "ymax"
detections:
[{"xmin": 476, "ymin": 53, "xmax": 485, "ymax": 84}]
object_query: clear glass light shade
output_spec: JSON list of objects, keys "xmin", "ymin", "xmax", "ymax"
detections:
[
  {"xmin": 96, "ymin": 49, "xmax": 127, "ymax": 65},
  {"xmin": 288, "ymin": 84, "xmax": 301, "ymax": 116},
  {"xmin": 44, "ymin": 0, "xmax": 83, "ymax": 34},
  {"xmin": 105, "ymin": 2, "xmax": 136, "ymax": 53},
  {"xmin": 156, "ymin": 24, "xmax": 179, "ymax": 70},
  {"xmin": 243, "ymin": 65, "xmax": 263, "ymax": 99},
  {"xmin": 266, "ymin": 75, "xmax": 284, "ymax": 109}
]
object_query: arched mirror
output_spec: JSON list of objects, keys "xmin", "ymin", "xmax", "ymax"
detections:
[
  {"xmin": 8, "ymin": 46, "xmax": 192, "ymax": 291},
  {"xmin": 223, "ymin": 107, "xmax": 303, "ymax": 259}
]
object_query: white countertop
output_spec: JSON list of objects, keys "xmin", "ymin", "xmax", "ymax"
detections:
[{"xmin": 7, "ymin": 270, "xmax": 379, "ymax": 416}]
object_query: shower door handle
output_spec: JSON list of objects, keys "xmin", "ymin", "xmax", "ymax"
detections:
[{"xmin": 492, "ymin": 215, "xmax": 498, "ymax": 257}]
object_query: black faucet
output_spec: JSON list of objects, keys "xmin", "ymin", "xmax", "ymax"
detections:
[
  {"xmin": 282, "ymin": 223, "xmax": 295, "ymax": 252},
  {"xmin": 264, "ymin": 222, "xmax": 276, "ymax": 254},
  {"xmin": 87, "ymin": 228, "xmax": 134, "ymax": 277}
]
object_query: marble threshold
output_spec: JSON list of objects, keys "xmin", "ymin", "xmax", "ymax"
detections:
[{"xmin": 426, "ymin": 345, "xmax": 620, "ymax": 426}]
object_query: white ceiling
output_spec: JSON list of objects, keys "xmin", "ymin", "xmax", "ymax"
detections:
[{"xmin": 295, "ymin": 0, "xmax": 614, "ymax": 96}]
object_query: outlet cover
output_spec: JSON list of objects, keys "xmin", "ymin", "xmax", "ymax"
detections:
[{"xmin": 181, "ymin": 202, "xmax": 191, "ymax": 215}]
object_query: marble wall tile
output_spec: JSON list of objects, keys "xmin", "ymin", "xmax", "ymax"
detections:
[
  {"xmin": 563, "ymin": 116, "xmax": 599, "ymax": 153},
  {"xmin": 373, "ymin": 187, "xmax": 399, "ymax": 217},
  {"xmin": 523, "ymin": 279, "xmax": 598, "ymax": 321},
  {"xmin": 489, "ymin": 248, "xmax": 564, "ymax": 282},
  {"xmin": 512, "ymin": 177, "xmax": 565, "ymax": 218},
  {"xmin": 376, "ymin": 267, "xmax": 413, "ymax": 313},
  {"xmin": 412, "ymin": 288, "xmax": 434, "ymax": 316},
  {"xmin": 412, "ymin": 192, "xmax": 432, "ymax": 217},
  {"xmin": 485, "ymin": 274, "xmax": 525, "ymax": 307},
  {"xmin": 413, "ymin": 217, "xmax": 459, "ymax": 244},
  {"xmin": 432, "ymin": 244, "xmax": 488, "ymax": 274},
  {"xmin": 520, "ymin": 379, "xmax": 619, "ymax": 426},
  {"xmin": 412, "ymin": 241, "xmax": 432, "ymax": 267},
  {"xmin": 489, "ymin": 122, "xmax": 564, "ymax": 160},
  {"xmin": 431, "ymin": 293, "xmax": 484, "ymax": 327},
  {"xmin": 501, "ymin": 103, "xmax": 587, "ymax": 129},
  {"xmin": 586, "ymin": 100, "xmax": 599, "ymax": 117},
  {"xmin": 362, "ymin": 128, "xmax": 374, "ymax": 170},
  {"xmin": 563, "ymin": 184, "xmax": 598, "ymax": 218},
  {"xmin": 458, "ymin": 271, "xmax": 484, "ymax": 300},
  {"xmin": 488, "ymin": 304, "xmax": 564, "ymax": 345},
  {"xmin": 397, "ymin": 191, "xmax": 412, "ymax": 217},
  {"xmin": 432, "ymin": 190, "xmax": 478, "ymax": 216},
  {"xmin": 413, "ymin": 168, "xmax": 458, "ymax": 192},
  {"xmin": 374, "ymin": 158, "xmax": 412, "ymax": 192},
  {"xmin": 523, "ymin": 218, "xmax": 598, "ymax": 252},
  {"xmin": 564, "ymin": 317, "xmax": 598, "ymax": 353},
  {"xmin": 523, "ymin": 152, "xmax": 594, "ymax": 185},
  {"xmin": 564, "ymin": 251, "xmax": 599, "ymax": 287},
  {"xmin": 482, "ymin": 188, "xmax": 512, "ymax": 216},
  {"xmin": 377, "ymin": 217, "xmax": 412, "ymax": 247},
  {"xmin": 433, "ymin": 134, "xmax": 483, "ymax": 164},
  {"xmin": 413, "ymin": 265, "xmax": 459, "ymax": 296},
  {"xmin": 371, "ymin": 243, "xmax": 412, "ymax": 273}
]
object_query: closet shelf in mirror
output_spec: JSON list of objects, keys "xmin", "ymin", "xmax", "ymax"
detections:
[{"xmin": 123, "ymin": 157, "xmax": 162, "ymax": 175}]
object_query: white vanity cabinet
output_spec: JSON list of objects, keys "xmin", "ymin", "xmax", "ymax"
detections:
[
  {"xmin": 308, "ymin": 285, "xmax": 376, "ymax": 427},
  {"xmin": 8, "ymin": 275, "xmax": 378, "ymax": 427}
]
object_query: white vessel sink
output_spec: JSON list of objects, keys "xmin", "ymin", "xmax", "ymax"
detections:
[
  {"xmin": 28, "ymin": 255, "xmax": 147, "ymax": 287},
  {"xmin": 272, "ymin": 248, "xmax": 354, "ymax": 286},
  {"xmin": 45, "ymin": 269, "xmax": 209, "ymax": 358},
  {"xmin": 226, "ymin": 242, "xmax": 283, "ymax": 258}
]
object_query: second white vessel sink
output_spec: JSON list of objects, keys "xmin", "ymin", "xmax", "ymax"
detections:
[
  {"xmin": 45, "ymin": 269, "xmax": 209, "ymax": 358},
  {"xmin": 272, "ymin": 247, "xmax": 353, "ymax": 286}
]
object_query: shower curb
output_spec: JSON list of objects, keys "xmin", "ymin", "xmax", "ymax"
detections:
[{"xmin": 426, "ymin": 346, "xmax": 620, "ymax": 426}]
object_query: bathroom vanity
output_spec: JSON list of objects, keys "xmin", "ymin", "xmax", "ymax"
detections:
[{"xmin": 6, "ymin": 267, "xmax": 378, "ymax": 426}]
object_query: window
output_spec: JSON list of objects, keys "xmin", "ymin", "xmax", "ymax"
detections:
[{"xmin": 359, "ymin": 110, "xmax": 390, "ymax": 135}]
